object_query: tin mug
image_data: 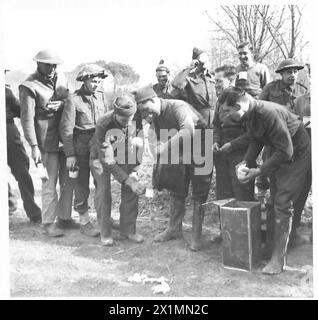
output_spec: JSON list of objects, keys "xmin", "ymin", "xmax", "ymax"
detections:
[{"xmin": 69, "ymin": 165, "xmax": 79, "ymax": 179}]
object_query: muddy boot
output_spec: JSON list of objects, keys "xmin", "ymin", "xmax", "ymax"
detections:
[
  {"xmin": 154, "ymin": 196, "xmax": 185, "ymax": 242},
  {"xmin": 189, "ymin": 200, "xmax": 205, "ymax": 251},
  {"xmin": 262, "ymin": 214, "xmax": 292, "ymax": 275}
]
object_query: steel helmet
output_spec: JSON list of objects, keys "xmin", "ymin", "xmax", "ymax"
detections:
[
  {"xmin": 76, "ymin": 64, "xmax": 108, "ymax": 81},
  {"xmin": 275, "ymin": 58, "xmax": 304, "ymax": 73},
  {"xmin": 33, "ymin": 49, "xmax": 63, "ymax": 65}
]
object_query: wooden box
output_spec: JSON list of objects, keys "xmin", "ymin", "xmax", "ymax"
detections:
[{"xmin": 220, "ymin": 200, "xmax": 262, "ymax": 271}]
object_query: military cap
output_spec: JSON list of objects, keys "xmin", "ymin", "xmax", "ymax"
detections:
[
  {"xmin": 275, "ymin": 58, "xmax": 304, "ymax": 73},
  {"xmin": 156, "ymin": 59, "xmax": 170, "ymax": 73},
  {"xmin": 192, "ymin": 47, "xmax": 204, "ymax": 60},
  {"xmin": 133, "ymin": 86, "xmax": 157, "ymax": 104},
  {"xmin": 113, "ymin": 94, "xmax": 137, "ymax": 117},
  {"xmin": 33, "ymin": 49, "xmax": 63, "ymax": 64},
  {"xmin": 76, "ymin": 64, "xmax": 108, "ymax": 81}
]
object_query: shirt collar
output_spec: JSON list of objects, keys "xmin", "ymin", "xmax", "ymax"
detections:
[
  {"xmin": 78, "ymin": 84, "xmax": 97, "ymax": 98},
  {"xmin": 35, "ymin": 69, "xmax": 56, "ymax": 87}
]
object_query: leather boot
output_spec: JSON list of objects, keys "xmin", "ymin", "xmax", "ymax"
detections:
[
  {"xmin": 189, "ymin": 200, "xmax": 205, "ymax": 251},
  {"xmin": 262, "ymin": 213, "xmax": 292, "ymax": 275},
  {"xmin": 154, "ymin": 196, "xmax": 185, "ymax": 242}
]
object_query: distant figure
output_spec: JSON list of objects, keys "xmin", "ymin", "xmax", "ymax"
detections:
[
  {"xmin": 172, "ymin": 47, "xmax": 217, "ymax": 127},
  {"xmin": 153, "ymin": 60, "xmax": 175, "ymax": 99},
  {"xmin": 236, "ymin": 41, "xmax": 271, "ymax": 99},
  {"xmin": 260, "ymin": 58, "xmax": 308, "ymax": 109},
  {"xmin": 19, "ymin": 49, "xmax": 69, "ymax": 237},
  {"xmin": 6, "ymin": 79, "xmax": 41, "ymax": 222}
]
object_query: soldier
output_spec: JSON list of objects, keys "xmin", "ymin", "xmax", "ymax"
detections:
[
  {"xmin": 172, "ymin": 47, "xmax": 217, "ymax": 127},
  {"xmin": 260, "ymin": 59, "xmax": 309, "ymax": 248},
  {"xmin": 19, "ymin": 49, "xmax": 69, "ymax": 237},
  {"xmin": 214, "ymin": 65, "xmax": 236, "ymax": 97},
  {"xmin": 152, "ymin": 60, "xmax": 175, "ymax": 99},
  {"xmin": 220, "ymin": 87, "xmax": 311, "ymax": 274},
  {"xmin": 236, "ymin": 41, "xmax": 271, "ymax": 99},
  {"xmin": 260, "ymin": 59, "xmax": 307, "ymax": 109},
  {"xmin": 59, "ymin": 64, "xmax": 109, "ymax": 237},
  {"xmin": 92, "ymin": 94, "xmax": 145, "ymax": 246},
  {"xmin": 134, "ymin": 86, "xmax": 212, "ymax": 251},
  {"xmin": 6, "ymin": 79, "xmax": 41, "ymax": 222}
]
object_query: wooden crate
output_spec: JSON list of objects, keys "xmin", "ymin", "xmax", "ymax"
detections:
[{"xmin": 220, "ymin": 200, "xmax": 262, "ymax": 271}]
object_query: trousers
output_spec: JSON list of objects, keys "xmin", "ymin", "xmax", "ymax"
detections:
[
  {"xmin": 90, "ymin": 159, "xmax": 139, "ymax": 237},
  {"xmin": 41, "ymin": 150, "xmax": 67, "ymax": 224},
  {"xmin": 7, "ymin": 122, "xmax": 41, "ymax": 219}
]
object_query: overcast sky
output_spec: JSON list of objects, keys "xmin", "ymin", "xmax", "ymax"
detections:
[
  {"xmin": 1, "ymin": 0, "xmax": 312, "ymax": 85},
  {"xmin": 1, "ymin": 0, "xmax": 217, "ymax": 85}
]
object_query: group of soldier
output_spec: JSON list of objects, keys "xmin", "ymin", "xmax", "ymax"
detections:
[{"xmin": 6, "ymin": 41, "xmax": 311, "ymax": 275}]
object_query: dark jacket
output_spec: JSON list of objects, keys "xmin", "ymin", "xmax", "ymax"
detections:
[
  {"xmin": 93, "ymin": 111, "xmax": 142, "ymax": 183},
  {"xmin": 172, "ymin": 68, "xmax": 217, "ymax": 127},
  {"xmin": 6, "ymin": 84, "xmax": 20, "ymax": 123},
  {"xmin": 153, "ymin": 81, "xmax": 176, "ymax": 99},
  {"xmin": 259, "ymin": 79, "xmax": 307, "ymax": 109},
  {"xmin": 244, "ymin": 100, "xmax": 303, "ymax": 174},
  {"xmin": 152, "ymin": 98, "xmax": 207, "ymax": 157},
  {"xmin": 212, "ymin": 100, "xmax": 249, "ymax": 150},
  {"xmin": 60, "ymin": 85, "xmax": 108, "ymax": 157}
]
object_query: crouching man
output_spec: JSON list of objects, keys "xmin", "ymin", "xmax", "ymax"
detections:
[
  {"xmin": 91, "ymin": 95, "xmax": 145, "ymax": 246},
  {"xmin": 219, "ymin": 87, "xmax": 311, "ymax": 275}
]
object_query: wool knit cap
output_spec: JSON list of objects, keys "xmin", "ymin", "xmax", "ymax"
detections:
[
  {"xmin": 133, "ymin": 86, "xmax": 157, "ymax": 104},
  {"xmin": 113, "ymin": 95, "xmax": 136, "ymax": 117},
  {"xmin": 192, "ymin": 47, "xmax": 204, "ymax": 60}
]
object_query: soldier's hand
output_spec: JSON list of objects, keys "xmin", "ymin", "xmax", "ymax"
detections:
[
  {"xmin": 66, "ymin": 156, "xmax": 77, "ymax": 170},
  {"xmin": 31, "ymin": 145, "xmax": 41, "ymax": 164},
  {"xmin": 219, "ymin": 142, "xmax": 232, "ymax": 154},
  {"xmin": 125, "ymin": 177, "xmax": 145, "ymax": 195},
  {"xmin": 238, "ymin": 167, "xmax": 261, "ymax": 184},
  {"xmin": 213, "ymin": 142, "xmax": 220, "ymax": 153}
]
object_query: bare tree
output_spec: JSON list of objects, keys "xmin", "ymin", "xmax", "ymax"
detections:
[{"xmin": 205, "ymin": 4, "xmax": 308, "ymax": 63}]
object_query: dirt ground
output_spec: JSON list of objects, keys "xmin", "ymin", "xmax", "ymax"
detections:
[{"xmin": 9, "ymin": 151, "xmax": 313, "ymax": 298}]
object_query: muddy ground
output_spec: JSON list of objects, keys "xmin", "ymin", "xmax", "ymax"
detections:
[{"xmin": 9, "ymin": 151, "xmax": 313, "ymax": 298}]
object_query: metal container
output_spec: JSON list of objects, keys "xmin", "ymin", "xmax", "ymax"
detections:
[{"xmin": 220, "ymin": 200, "xmax": 262, "ymax": 272}]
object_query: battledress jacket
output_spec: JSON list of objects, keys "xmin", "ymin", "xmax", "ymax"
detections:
[
  {"xmin": 92, "ymin": 110, "xmax": 143, "ymax": 184},
  {"xmin": 60, "ymin": 85, "xmax": 108, "ymax": 157},
  {"xmin": 243, "ymin": 100, "xmax": 302, "ymax": 174}
]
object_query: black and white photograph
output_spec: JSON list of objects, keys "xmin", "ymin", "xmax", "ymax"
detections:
[{"xmin": 0, "ymin": 0, "xmax": 315, "ymax": 300}]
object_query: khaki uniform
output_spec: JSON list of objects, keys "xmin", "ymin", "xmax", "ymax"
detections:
[{"xmin": 59, "ymin": 85, "xmax": 108, "ymax": 214}]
